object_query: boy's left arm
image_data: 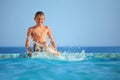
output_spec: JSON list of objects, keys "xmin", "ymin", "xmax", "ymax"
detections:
[{"xmin": 46, "ymin": 26, "xmax": 56, "ymax": 49}]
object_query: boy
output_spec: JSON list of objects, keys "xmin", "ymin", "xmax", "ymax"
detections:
[{"xmin": 25, "ymin": 11, "xmax": 60, "ymax": 57}]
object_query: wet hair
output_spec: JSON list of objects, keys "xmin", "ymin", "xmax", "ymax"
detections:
[{"xmin": 34, "ymin": 11, "xmax": 45, "ymax": 18}]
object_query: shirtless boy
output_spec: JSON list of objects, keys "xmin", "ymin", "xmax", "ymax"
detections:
[{"xmin": 25, "ymin": 11, "xmax": 60, "ymax": 57}]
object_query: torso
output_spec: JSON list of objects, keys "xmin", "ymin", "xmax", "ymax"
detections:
[{"xmin": 30, "ymin": 26, "xmax": 48, "ymax": 43}]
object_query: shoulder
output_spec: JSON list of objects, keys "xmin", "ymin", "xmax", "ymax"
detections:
[
  {"xmin": 28, "ymin": 26, "xmax": 35, "ymax": 32},
  {"xmin": 45, "ymin": 26, "xmax": 50, "ymax": 29},
  {"xmin": 45, "ymin": 26, "xmax": 51, "ymax": 30}
]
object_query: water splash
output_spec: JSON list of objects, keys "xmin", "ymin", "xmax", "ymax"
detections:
[
  {"xmin": 0, "ymin": 50, "xmax": 86, "ymax": 61},
  {"xmin": 0, "ymin": 50, "xmax": 120, "ymax": 61},
  {"xmin": 59, "ymin": 50, "xmax": 86, "ymax": 61}
]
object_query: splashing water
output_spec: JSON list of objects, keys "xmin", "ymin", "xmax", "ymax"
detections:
[
  {"xmin": 0, "ymin": 50, "xmax": 86, "ymax": 61},
  {"xmin": 0, "ymin": 49, "xmax": 120, "ymax": 61},
  {"xmin": 24, "ymin": 50, "xmax": 86, "ymax": 61}
]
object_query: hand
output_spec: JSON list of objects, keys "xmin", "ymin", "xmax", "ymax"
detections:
[
  {"xmin": 28, "ymin": 50, "xmax": 32, "ymax": 57},
  {"xmin": 57, "ymin": 51, "xmax": 61, "ymax": 55},
  {"xmin": 54, "ymin": 51, "xmax": 61, "ymax": 56},
  {"xmin": 27, "ymin": 48, "xmax": 32, "ymax": 57}
]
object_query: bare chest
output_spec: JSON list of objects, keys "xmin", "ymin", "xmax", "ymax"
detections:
[{"xmin": 32, "ymin": 28, "xmax": 48, "ymax": 37}]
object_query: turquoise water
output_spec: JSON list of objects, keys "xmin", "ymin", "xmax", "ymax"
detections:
[{"xmin": 0, "ymin": 47, "xmax": 120, "ymax": 80}]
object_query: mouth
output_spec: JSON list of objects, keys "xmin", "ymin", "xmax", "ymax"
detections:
[{"xmin": 38, "ymin": 22, "xmax": 43, "ymax": 24}]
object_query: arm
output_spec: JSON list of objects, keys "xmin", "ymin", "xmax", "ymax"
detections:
[
  {"xmin": 25, "ymin": 28, "xmax": 32, "ymax": 56},
  {"xmin": 47, "ymin": 26, "xmax": 57, "ymax": 49}
]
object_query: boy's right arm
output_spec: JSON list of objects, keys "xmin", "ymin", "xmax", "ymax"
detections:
[{"xmin": 25, "ymin": 28, "xmax": 32, "ymax": 56}]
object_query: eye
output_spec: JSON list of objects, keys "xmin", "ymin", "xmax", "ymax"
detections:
[
  {"xmin": 37, "ymin": 18, "xmax": 40, "ymax": 20},
  {"xmin": 40, "ymin": 18, "xmax": 44, "ymax": 20}
]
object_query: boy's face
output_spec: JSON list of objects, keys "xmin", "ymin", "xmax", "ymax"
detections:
[{"xmin": 34, "ymin": 15, "xmax": 45, "ymax": 25}]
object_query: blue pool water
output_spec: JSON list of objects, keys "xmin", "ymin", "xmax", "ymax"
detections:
[{"xmin": 0, "ymin": 47, "xmax": 120, "ymax": 80}]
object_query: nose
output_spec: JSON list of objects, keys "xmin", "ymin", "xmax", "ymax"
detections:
[{"xmin": 38, "ymin": 18, "xmax": 41, "ymax": 21}]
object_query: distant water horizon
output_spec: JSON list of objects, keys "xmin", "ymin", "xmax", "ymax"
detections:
[{"xmin": 0, "ymin": 46, "xmax": 120, "ymax": 54}]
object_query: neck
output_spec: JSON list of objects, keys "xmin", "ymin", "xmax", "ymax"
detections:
[{"xmin": 36, "ymin": 24, "xmax": 43, "ymax": 27}]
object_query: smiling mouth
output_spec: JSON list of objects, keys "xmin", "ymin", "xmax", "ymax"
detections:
[{"xmin": 38, "ymin": 22, "xmax": 42, "ymax": 23}]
